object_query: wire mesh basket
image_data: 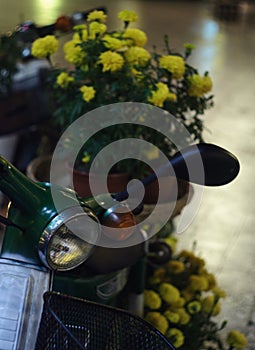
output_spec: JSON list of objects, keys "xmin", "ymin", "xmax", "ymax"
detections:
[{"xmin": 35, "ymin": 292, "xmax": 175, "ymax": 350}]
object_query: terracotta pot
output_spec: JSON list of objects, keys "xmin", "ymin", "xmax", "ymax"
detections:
[
  {"xmin": 143, "ymin": 176, "xmax": 189, "ymax": 204},
  {"xmin": 73, "ymin": 169, "xmax": 129, "ymax": 198}
]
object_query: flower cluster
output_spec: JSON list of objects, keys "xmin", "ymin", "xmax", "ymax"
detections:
[
  {"xmin": 31, "ymin": 9, "xmax": 214, "ymax": 175},
  {"xmin": 144, "ymin": 239, "xmax": 247, "ymax": 349}
]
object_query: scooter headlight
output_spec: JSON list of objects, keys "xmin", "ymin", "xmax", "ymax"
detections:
[{"xmin": 39, "ymin": 207, "xmax": 100, "ymax": 271}]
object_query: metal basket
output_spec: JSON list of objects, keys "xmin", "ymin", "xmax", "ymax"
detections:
[{"xmin": 35, "ymin": 292, "xmax": 175, "ymax": 350}]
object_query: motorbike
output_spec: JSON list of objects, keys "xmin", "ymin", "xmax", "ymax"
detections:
[{"xmin": 0, "ymin": 143, "xmax": 240, "ymax": 349}]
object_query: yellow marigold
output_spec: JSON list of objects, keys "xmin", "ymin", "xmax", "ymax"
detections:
[
  {"xmin": 123, "ymin": 28, "xmax": 147, "ymax": 47},
  {"xmin": 145, "ymin": 312, "xmax": 168, "ymax": 335},
  {"xmin": 125, "ymin": 46, "xmax": 150, "ymax": 67},
  {"xmin": 56, "ymin": 72, "xmax": 74, "ymax": 88},
  {"xmin": 175, "ymin": 308, "xmax": 190, "ymax": 325},
  {"xmin": 98, "ymin": 51, "xmax": 124, "ymax": 72},
  {"xmin": 31, "ymin": 35, "xmax": 59, "ymax": 59},
  {"xmin": 226, "ymin": 330, "xmax": 248, "ymax": 350},
  {"xmin": 118, "ymin": 10, "xmax": 138, "ymax": 23},
  {"xmin": 159, "ymin": 283, "xmax": 180, "ymax": 305},
  {"xmin": 89, "ymin": 21, "xmax": 107, "ymax": 39},
  {"xmin": 63, "ymin": 40, "xmax": 85, "ymax": 65},
  {"xmin": 144, "ymin": 290, "xmax": 162, "ymax": 310},
  {"xmin": 167, "ymin": 260, "xmax": 185, "ymax": 274},
  {"xmin": 87, "ymin": 10, "xmax": 107, "ymax": 22},
  {"xmin": 202, "ymin": 295, "xmax": 221, "ymax": 316},
  {"xmin": 187, "ymin": 300, "xmax": 202, "ymax": 314},
  {"xmin": 80, "ymin": 85, "xmax": 96, "ymax": 102},
  {"xmin": 165, "ymin": 328, "xmax": 185, "ymax": 349},
  {"xmin": 148, "ymin": 82, "xmax": 169, "ymax": 107},
  {"xmin": 102, "ymin": 35, "xmax": 123, "ymax": 50},
  {"xmin": 188, "ymin": 74, "xmax": 213, "ymax": 97},
  {"xmin": 164, "ymin": 310, "xmax": 180, "ymax": 324},
  {"xmin": 188, "ymin": 275, "xmax": 208, "ymax": 292},
  {"xmin": 159, "ymin": 55, "xmax": 185, "ymax": 79}
]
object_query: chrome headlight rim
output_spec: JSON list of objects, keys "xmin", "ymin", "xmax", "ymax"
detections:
[{"xmin": 38, "ymin": 206, "xmax": 100, "ymax": 271}]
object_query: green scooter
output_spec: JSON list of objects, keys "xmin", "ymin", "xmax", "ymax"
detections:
[{"xmin": 0, "ymin": 143, "xmax": 239, "ymax": 349}]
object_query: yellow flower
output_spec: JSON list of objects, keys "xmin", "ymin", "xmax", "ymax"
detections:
[
  {"xmin": 212, "ymin": 286, "xmax": 226, "ymax": 299},
  {"xmin": 145, "ymin": 312, "xmax": 168, "ymax": 335},
  {"xmin": 144, "ymin": 290, "xmax": 162, "ymax": 309},
  {"xmin": 175, "ymin": 308, "xmax": 190, "ymax": 325},
  {"xmin": 148, "ymin": 268, "xmax": 166, "ymax": 285},
  {"xmin": 63, "ymin": 40, "xmax": 85, "ymax": 65},
  {"xmin": 56, "ymin": 72, "xmax": 74, "ymax": 88},
  {"xmin": 148, "ymin": 82, "xmax": 169, "ymax": 107},
  {"xmin": 204, "ymin": 272, "xmax": 217, "ymax": 291},
  {"xmin": 188, "ymin": 74, "xmax": 213, "ymax": 97},
  {"xmin": 167, "ymin": 92, "xmax": 177, "ymax": 102},
  {"xmin": 164, "ymin": 310, "xmax": 180, "ymax": 324},
  {"xmin": 80, "ymin": 85, "xmax": 96, "ymax": 102},
  {"xmin": 81, "ymin": 152, "xmax": 91, "ymax": 163},
  {"xmin": 98, "ymin": 50, "xmax": 124, "ymax": 72},
  {"xmin": 31, "ymin": 35, "xmax": 59, "ymax": 59},
  {"xmin": 227, "ymin": 330, "xmax": 248, "ymax": 350},
  {"xmin": 103, "ymin": 35, "xmax": 123, "ymax": 50},
  {"xmin": 87, "ymin": 10, "xmax": 107, "ymax": 23},
  {"xmin": 167, "ymin": 260, "xmax": 185, "ymax": 274},
  {"xmin": 202, "ymin": 295, "xmax": 221, "ymax": 316},
  {"xmin": 118, "ymin": 10, "xmax": 138, "ymax": 23},
  {"xmin": 165, "ymin": 328, "xmax": 185, "ymax": 348},
  {"xmin": 170, "ymin": 297, "xmax": 185, "ymax": 308},
  {"xmin": 124, "ymin": 46, "xmax": 151, "ymax": 66},
  {"xmin": 159, "ymin": 55, "xmax": 185, "ymax": 79},
  {"xmin": 123, "ymin": 28, "xmax": 147, "ymax": 47},
  {"xmin": 159, "ymin": 283, "xmax": 180, "ymax": 305},
  {"xmin": 188, "ymin": 275, "xmax": 208, "ymax": 292},
  {"xmin": 163, "ymin": 237, "xmax": 178, "ymax": 252},
  {"xmin": 73, "ymin": 28, "xmax": 88, "ymax": 42},
  {"xmin": 89, "ymin": 21, "xmax": 107, "ymax": 39},
  {"xmin": 187, "ymin": 300, "xmax": 202, "ymax": 314}
]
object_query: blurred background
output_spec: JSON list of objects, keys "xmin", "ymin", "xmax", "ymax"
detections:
[{"xmin": 1, "ymin": 0, "xmax": 255, "ymax": 347}]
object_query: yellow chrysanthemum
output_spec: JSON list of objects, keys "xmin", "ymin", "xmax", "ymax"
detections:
[
  {"xmin": 187, "ymin": 300, "xmax": 202, "ymax": 314},
  {"xmin": 167, "ymin": 260, "xmax": 185, "ymax": 274},
  {"xmin": 123, "ymin": 28, "xmax": 147, "ymax": 47},
  {"xmin": 159, "ymin": 55, "xmax": 185, "ymax": 79},
  {"xmin": 164, "ymin": 310, "xmax": 180, "ymax": 324},
  {"xmin": 98, "ymin": 51, "xmax": 124, "ymax": 72},
  {"xmin": 31, "ymin": 35, "xmax": 59, "ymax": 59},
  {"xmin": 159, "ymin": 283, "xmax": 180, "ymax": 305},
  {"xmin": 167, "ymin": 92, "xmax": 177, "ymax": 102},
  {"xmin": 89, "ymin": 21, "xmax": 107, "ymax": 39},
  {"xmin": 188, "ymin": 74, "xmax": 213, "ymax": 97},
  {"xmin": 56, "ymin": 72, "xmax": 74, "ymax": 88},
  {"xmin": 87, "ymin": 10, "xmax": 107, "ymax": 22},
  {"xmin": 124, "ymin": 46, "xmax": 151, "ymax": 67},
  {"xmin": 118, "ymin": 10, "xmax": 138, "ymax": 23},
  {"xmin": 188, "ymin": 275, "xmax": 209, "ymax": 292},
  {"xmin": 148, "ymin": 82, "xmax": 169, "ymax": 107},
  {"xmin": 175, "ymin": 308, "xmax": 190, "ymax": 325},
  {"xmin": 103, "ymin": 35, "xmax": 124, "ymax": 50},
  {"xmin": 63, "ymin": 40, "xmax": 85, "ymax": 65},
  {"xmin": 227, "ymin": 330, "xmax": 248, "ymax": 350},
  {"xmin": 148, "ymin": 268, "xmax": 166, "ymax": 285},
  {"xmin": 144, "ymin": 290, "xmax": 162, "ymax": 310},
  {"xmin": 145, "ymin": 312, "xmax": 168, "ymax": 335},
  {"xmin": 165, "ymin": 328, "xmax": 185, "ymax": 348},
  {"xmin": 73, "ymin": 27, "xmax": 88, "ymax": 42},
  {"xmin": 212, "ymin": 286, "xmax": 226, "ymax": 299},
  {"xmin": 202, "ymin": 295, "xmax": 221, "ymax": 316},
  {"xmin": 170, "ymin": 297, "xmax": 185, "ymax": 308},
  {"xmin": 80, "ymin": 85, "xmax": 96, "ymax": 102}
]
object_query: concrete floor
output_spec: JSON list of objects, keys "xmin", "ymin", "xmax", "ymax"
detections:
[{"xmin": 1, "ymin": 0, "xmax": 255, "ymax": 347}]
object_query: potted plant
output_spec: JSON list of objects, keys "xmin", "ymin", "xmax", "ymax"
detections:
[{"xmin": 31, "ymin": 9, "xmax": 214, "ymax": 199}]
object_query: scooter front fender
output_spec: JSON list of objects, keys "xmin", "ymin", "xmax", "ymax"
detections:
[{"xmin": 0, "ymin": 259, "xmax": 51, "ymax": 350}]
